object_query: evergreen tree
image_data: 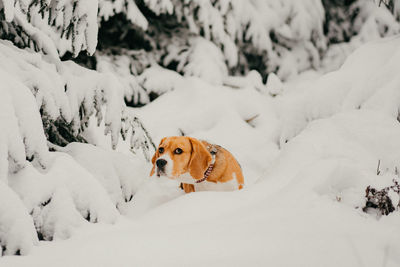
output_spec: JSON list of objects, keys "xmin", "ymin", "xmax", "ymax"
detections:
[
  {"xmin": 96, "ymin": 0, "xmax": 327, "ymax": 83},
  {"xmin": 78, "ymin": 0, "xmax": 400, "ymax": 106},
  {"xmin": 0, "ymin": 0, "xmax": 154, "ymax": 151},
  {"xmin": 0, "ymin": 0, "xmax": 98, "ymax": 60},
  {"xmin": 0, "ymin": 0, "xmax": 399, "ymax": 257}
]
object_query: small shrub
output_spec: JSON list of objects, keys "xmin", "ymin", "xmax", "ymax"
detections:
[{"xmin": 363, "ymin": 179, "xmax": 400, "ymax": 216}]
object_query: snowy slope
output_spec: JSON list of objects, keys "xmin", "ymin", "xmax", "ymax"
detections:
[{"xmin": 2, "ymin": 38, "xmax": 400, "ymax": 266}]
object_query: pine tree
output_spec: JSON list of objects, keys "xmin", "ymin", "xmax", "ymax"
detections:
[
  {"xmin": 321, "ymin": 0, "xmax": 400, "ymax": 72},
  {"xmin": 90, "ymin": 0, "xmax": 400, "ymax": 93},
  {"xmin": 1, "ymin": 0, "xmax": 399, "ymax": 257},
  {"xmin": 0, "ymin": 0, "xmax": 98, "ymax": 61},
  {"xmin": 85, "ymin": 0, "xmax": 328, "ymax": 96},
  {"xmin": 0, "ymin": 0, "xmax": 154, "ymax": 151},
  {"xmin": 0, "ymin": 2, "xmax": 154, "ymax": 255}
]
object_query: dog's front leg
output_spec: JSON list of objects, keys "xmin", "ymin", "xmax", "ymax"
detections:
[{"xmin": 181, "ymin": 183, "xmax": 195, "ymax": 193}]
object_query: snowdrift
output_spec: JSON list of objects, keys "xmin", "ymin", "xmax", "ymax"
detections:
[
  {"xmin": 2, "ymin": 37, "xmax": 400, "ymax": 266},
  {"xmin": 0, "ymin": 40, "xmax": 150, "ymax": 255}
]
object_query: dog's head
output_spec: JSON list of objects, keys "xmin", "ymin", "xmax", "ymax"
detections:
[{"xmin": 150, "ymin": 136, "xmax": 212, "ymax": 183}]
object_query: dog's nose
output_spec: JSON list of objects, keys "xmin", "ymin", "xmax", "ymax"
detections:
[{"xmin": 156, "ymin": 159, "xmax": 167, "ymax": 168}]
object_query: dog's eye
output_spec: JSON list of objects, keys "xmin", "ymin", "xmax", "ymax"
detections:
[
  {"xmin": 158, "ymin": 147, "xmax": 164, "ymax": 154},
  {"xmin": 174, "ymin": 148, "xmax": 183, "ymax": 154}
]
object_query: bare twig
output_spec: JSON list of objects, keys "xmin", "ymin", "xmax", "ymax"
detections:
[
  {"xmin": 377, "ymin": 160, "xmax": 381, "ymax": 175},
  {"xmin": 245, "ymin": 114, "xmax": 260, "ymax": 124}
]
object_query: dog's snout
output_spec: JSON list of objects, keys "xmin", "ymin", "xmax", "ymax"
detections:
[{"xmin": 156, "ymin": 159, "xmax": 167, "ymax": 168}]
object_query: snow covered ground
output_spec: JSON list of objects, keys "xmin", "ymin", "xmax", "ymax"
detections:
[{"xmin": 2, "ymin": 37, "xmax": 400, "ymax": 266}]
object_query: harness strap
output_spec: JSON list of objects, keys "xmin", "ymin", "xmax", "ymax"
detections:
[{"xmin": 195, "ymin": 145, "xmax": 217, "ymax": 184}]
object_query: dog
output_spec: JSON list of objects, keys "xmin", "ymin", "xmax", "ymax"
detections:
[{"xmin": 150, "ymin": 136, "xmax": 244, "ymax": 193}]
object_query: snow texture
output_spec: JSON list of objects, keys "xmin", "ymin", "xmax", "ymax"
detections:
[
  {"xmin": 280, "ymin": 36, "xmax": 400, "ymax": 145},
  {"xmin": 8, "ymin": 152, "xmax": 119, "ymax": 241},
  {"xmin": 0, "ymin": 39, "xmax": 150, "ymax": 151},
  {"xmin": 96, "ymin": 53, "xmax": 150, "ymax": 106},
  {"xmin": 99, "ymin": 0, "xmax": 148, "ymax": 30},
  {"xmin": 3, "ymin": 36, "xmax": 400, "ymax": 266},
  {"xmin": 0, "ymin": 37, "xmax": 151, "ymax": 254},
  {"xmin": 0, "ymin": 181, "xmax": 38, "ymax": 256},
  {"xmin": 137, "ymin": 65, "xmax": 185, "ymax": 96},
  {"xmin": 93, "ymin": 0, "xmax": 327, "ymax": 81},
  {"xmin": 177, "ymin": 37, "xmax": 228, "ymax": 85},
  {"xmin": 322, "ymin": 0, "xmax": 400, "ymax": 72},
  {"xmin": 1, "ymin": 2, "xmax": 400, "ymax": 266},
  {"xmin": 0, "ymin": 0, "xmax": 100, "ymax": 58}
]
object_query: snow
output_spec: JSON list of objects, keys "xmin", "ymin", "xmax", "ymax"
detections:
[
  {"xmin": 0, "ymin": 181, "xmax": 38, "ymax": 256},
  {"xmin": 177, "ymin": 37, "xmax": 228, "ymax": 85},
  {"xmin": 322, "ymin": 0, "xmax": 400, "ymax": 73},
  {"xmin": 2, "ymin": 5, "xmax": 400, "ymax": 266},
  {"xmin": 74, "ymin": 0, "xmax": 99, "ymax": 56},
  {"xmin": 279, "ymin": 36, "xmax": 400, "ymax": 145},
  {"xmin": 99, "ymin": 0, "xmax": 148, "ymax": 30},
  {"xmin": 61, "ymin": 142, "xmax": 146, "ymax": 209},
  {"xmin": 100, "ymin": 0, "xmax": 327, "ymax": 80},
  {"xmin": 2, "ymin": 36, "xmax": 400, "ymax": 266},
  {"xmin": 1, "ymin": 0, "xmax": 14, "ymax": 22},
  {"xmin": 0, "ymin": 76, "xmax": 29, "ymax": 179},
  {"xmin": 92, "ymin": 0, "xmax": 399, "ymax": 91},
  {"xmin": 96, "ymin": 53, "xmax": 150, "ymax": 105},
  {"xmin": 0, "ymin": 0, "xmax": 100, "ymax": 58},
  {"xmin": 144, "ymin": 0, "xmax": 174, "ymax": 15},
  {"xmin": 132, "ymin": 76, "xmax": 279, "ymax": 181},
  {"xmin": 137, "ymin": 65, "xmax": 185, "ymax": 96},
  {"xmin": 0, "ymin": 39, "xmax": 151, "ymax": 152},
  {"xmin": 9, "ymin": 153, "xmax": 120, "ymax": 236},
  {"xmin": 0, "ymin": 37, "xmax": 153, "ymax": 254},
  {"xmin": 265, "ymin": 72, "xmax": 283, "ymax": 96}
]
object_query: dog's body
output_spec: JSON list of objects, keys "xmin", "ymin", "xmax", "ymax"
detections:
[{"xmin": 150, "ymin": 136, "xmax": 244, "ymax": 193}]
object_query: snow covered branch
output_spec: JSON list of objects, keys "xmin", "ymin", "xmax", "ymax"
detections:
[
  {"xmin": 0, "ymin": 38, "xmax": 153, "ymax": 255},
  {"xmin": 0, "ymin": 0, "xmax": 99, "ymax": 57}
]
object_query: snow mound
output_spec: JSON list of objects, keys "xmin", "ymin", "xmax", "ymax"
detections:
[
  {"xmin": 124, "ymin": 176, "xmax": 184, "ymax": 218},
  {"xmin": 138, "ymin": 65, "xmax": 185, "ymax": 96},
  {"xmin": 177, "ymin": 37, "xmax": 228, "ymax": 85},
  {"xmin": 322, "ymin": 1, "xmax": 400, "ymax": 72},
  {"xmin": 63, "ymin": 143, "xmax": 147, "ymax": 210},
  {"xmin": 268, "ymin": 110, "xmax": 400, "ymax": 207},
  {"xmin": 3, "ymin": 37, "xmax": 400, "ymax": 266},
  {"xmin": 9, "ymin": 152, "xmax": 120, "ymax": 241},
  {"xmin": 280, "ymin": 36, "xmax": 400, "ymax": 145},
  {"xmin": 0, "ymin": 40, "xmax": 153, "ymax": 254},
  {"xmin": 0, "ymin": 181, "xmax": 38, "ymax": 256}
]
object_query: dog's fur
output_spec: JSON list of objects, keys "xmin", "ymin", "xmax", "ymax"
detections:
[{"xmin": 150, "ymin": 136, "xmax": 244, "ymax": 193}]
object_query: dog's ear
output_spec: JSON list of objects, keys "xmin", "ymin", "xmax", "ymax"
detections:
[
  {"xmin": 151, "ymin": 151, "xmax": 158, "ymax": 165},
  {"xmin": 150, "ymin": 137, "xmax": 166, "ymax": 176},
  {"xmin": 188, "ymin": 138, "xmax": 212, "ymax": 180},
  {"xmin": 150, "ymin": 151, "xmax": 157, "ymax": 176}
]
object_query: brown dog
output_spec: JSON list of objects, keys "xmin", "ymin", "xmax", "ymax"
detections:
[{"xmin": 150, "ymin": 136, "xmax": 244, "ymax": 193}]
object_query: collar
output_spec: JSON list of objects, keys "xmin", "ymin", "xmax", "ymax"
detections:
[{"xmin": 195, "ymin": 145, "xmax": 217, "ymax": 184}]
